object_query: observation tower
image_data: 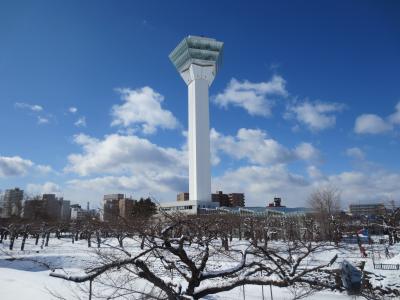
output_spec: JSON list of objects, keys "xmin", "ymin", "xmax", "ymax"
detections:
[{"xmin": 169, "ymin": 36, "xmax": 223, "ymax": 202}]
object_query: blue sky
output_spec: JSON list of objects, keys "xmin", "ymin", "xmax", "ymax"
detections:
[{"xmin": 1, "ymin": 0, "xmax": 400, "ymax": 207}]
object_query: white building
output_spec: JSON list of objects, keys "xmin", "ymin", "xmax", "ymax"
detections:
[
  {"xmin": 71, "ymin": 204, "xmax": 86, "ymax": 220},
  {"xmin": 159, "ymin": 200, "xmax": 219, "ymax": 215}
]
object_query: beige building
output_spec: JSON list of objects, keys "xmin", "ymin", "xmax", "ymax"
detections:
[
  {"xmin": 119, "ymin": 198, "xmax": 134, "ymax": 219},
  {"xmin": 102, "ymin": 194, "xmax": 136, "ymax": 221},
  {"xmin": 177, "ymin": 192, "xmax": 189, "ymax": 202}
]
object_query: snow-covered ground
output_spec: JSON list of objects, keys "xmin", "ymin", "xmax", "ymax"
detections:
[{"xmin": 1, "ymin": 236, "xmax": 399, "ymax": 299}]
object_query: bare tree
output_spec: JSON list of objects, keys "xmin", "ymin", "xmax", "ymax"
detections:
[
  {"xmin": 308, "ymin": 186, "xmax": 341, "ymax": 241},
  {"xmin": 49, "ymin": 214, "xmax": 343, "ymax": 300},
  {"xmin": 309, "ymin": 186, "xmax": 341, "ymax": 215}
]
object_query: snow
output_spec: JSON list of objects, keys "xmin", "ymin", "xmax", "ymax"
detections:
[{"xmin": 1, "ymin": 235, "xmax": 400, "ymax": 299}]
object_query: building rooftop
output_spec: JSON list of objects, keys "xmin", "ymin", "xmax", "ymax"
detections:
[
  {"xmin": 169, "ymin": 36, "xmax": 224, "ymax": 75},
  {"xmin": 266, "ymin": 206, "xmax": 312, "ymax": 215}
]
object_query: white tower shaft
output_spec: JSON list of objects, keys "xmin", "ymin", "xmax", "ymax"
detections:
[{"xmin": 188, "ymin": 76, "xmax": 211, "ymax": 201}]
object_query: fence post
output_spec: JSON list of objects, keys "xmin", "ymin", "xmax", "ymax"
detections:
[
  {"xmin": 260, "ymin": 270, "xmax": 265, "ymax": 300},
  {"xmin": 270, "ymin": 282, "xmax": 273, "ymax": 300},
  {"xmin": 89, "ymin": 279, "xmax": 92, "ymax": 300}
]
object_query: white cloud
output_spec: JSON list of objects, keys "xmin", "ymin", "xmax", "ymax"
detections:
[
  {"xmin": 66, "ymin": 133, "xmax": 186, "ymax": 176},
  {"xmin": 388, "ymin": 101, "xmax": 400, "ymax": 125},
  {"xmin": 354, "ymin": 102, "xmax": 400, "ymax": 135},
  {"xmin": 287, "ymin": 101, "xmax": 345, "ymax": 131},
  {"xmin": 354, "ymin": 114, "xmax": 393, "ymax": 134},
  {"xmin": 37, "ymin": 164, "xmax": 54, "ymax": 174},
  {"xmin": 322, "ymin": 170, "xmax": 400, "ymax": 204},
  {"xmin": 211, "ymin": 128, "xmax": 293, "ymax": 165},
  {"xmin": 65, "ymin": 173, "xmax": 187, "ymax": 205},
  {"xmin": 213, "ymin": 165, "xmax": 310, "ymax": 206},
  {"xmin": 214, "ymin": 164, "xmax": 400, "ymax": 207},
  {"xmin": 307, "ymin": 165, "xmax": 323, "ymax": 179},
  {"xmin": 15, "ymin": 102, "xmax": 43, "ymax": 112},
  {"xmin": 0, "ymin": 155, "xmax": 51, "ymax": 178},
  {"xmin": 213, "ymin": 75, "xmax": 288, "ymax": 116},
  {"xmin": 0, "ymin": 156, "xmax": 33, "ymax": 177},
  {"xmin": 69, "ymin": 107, "xmax": 78, "ymax": 113},
  {"xmin": 37, "ymin": 116, "xmax": 49, "ymax": 124},
  {"xmin": 294, "ymin": 143, "xmax": 321, "ymax": 162},
  {"xmin": 111, "ymin": 87, "xmax": 179, "ymax": 134},
  {"xmin": 15, "ymin": 102, "xmax": 52, "ymax": 125},
  {"xmin": 211, "ymin": 128, "xmax": 319, "ymax": 165},
  {"xmin": 54, "ymin": 126, "xmax": 400, "ymax": 207},
  {"xmin": 64, "ymin": 133, "xmax": 187, "ymax": 201},
  {"xmin": 74, "ymin": 116, "xmax": 87, "ymax": 127},
  {"xmin": 26, "ymin": 182, "xmax": 61, "ymax": 196},
  {"xmin": 67, "ymin": 173, "xmax": 187, "ymax": 201},
  {"xmin": 346, "ymin": 147, "xmax": 365, "ymax": 160}
]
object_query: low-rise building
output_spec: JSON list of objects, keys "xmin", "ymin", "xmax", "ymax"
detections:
[
  {"xmin": 70, "ymin": 204, "xmax": 97, "ymax": 221},
  {"xmin": 22, "ymin": 194, "xmax": 71, "ymax": 221},
  {"xmin": 102, "ymin": 194, "xmax": 136, "ymax": 221},
  {"xmin": 268, "ymin": 197, "xmax": 286, "ymax": 208},
  {"xmin": 71, "ymin": 204, "xmax": 86, "ymax": 220},
  {"xmin": 265, "ymin": 198, "xmax": 310, "ymax": 215},
  {"xmin": 229, "ymin": 193, "xmax": 245, "ymax": 207},
  {"xmin": 159, "ymin": 200, "xmax": 219, "ymax": 215},
  {"xmin": 212, "ymin": 191, "xmax": 230, "ymax": 207},
  {"xmin": 43, "ymin": 194, "xmax": 62, "ymax": 220},
  {"xmin": 22, "ymin": 198, "xmax": 43, "ymax": 220},
  {"xmin": 177, "ymin": 191, "xmax": 245, "ymax": 208},
  {"xmin": 102, "ymin": 194, "xmax": 123, "ymax": 222},
  {"xmin": 119, "ymin": 198, "xmax": 134, "ymax": 219},
  {"xmin": 177, "ymin": 192, "xmax": 189, "ymax": 202},
  {"xmin": 213, "ymin": 206, "xmax": 284, "ymax": 217},
  {"xmin": 60, "ymin": 200, "xmax": 71, "ymax": 221},
  {"xmin": 0, "ymin": 188, "xmax": 23, "ymax": 218},
  {"xmin": 349, "ymin": 203, "xmax": 386, "ymax": 216}
]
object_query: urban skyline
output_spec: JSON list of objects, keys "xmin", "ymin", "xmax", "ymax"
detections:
[{"xmin": 1, "ymin": 1, "xmax": 400, "ymax": 208}]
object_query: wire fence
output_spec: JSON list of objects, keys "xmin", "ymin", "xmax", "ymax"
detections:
[{"xmin": 373, "ymin": 263, "xmax": 400, "ymax": 270}]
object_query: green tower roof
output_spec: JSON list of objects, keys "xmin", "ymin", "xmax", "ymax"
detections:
[{"xmin": 169, "ymin": 36, "xmax": 224, "ymax": 74}]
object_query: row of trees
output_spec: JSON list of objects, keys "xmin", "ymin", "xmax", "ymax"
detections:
[
  {"xmin": 49, "ymin": 214, "xmax": 343, "ymax": 299},
  {"xmin": 1, "ymin": 211, "xmax": 399, "ymax": 299},
  {"xmin": 43, "ymin": 212, "xmax": 400, "ymax": 300},
  {"xmin": 2, "ymin": 187, "xmax": 400, "ymax": 299}
]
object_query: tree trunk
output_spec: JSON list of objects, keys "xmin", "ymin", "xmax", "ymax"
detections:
[
  {"xmin": 87, "ymin": 232, "xmax": 92, "ymax": 248},
  {"xmin": 264, "ymin": 230, "xmax": 268, "ymax": 248},
  {"xmin": 96, "ymin": 231, "xmax": 101, "ymax": 248},
  {"xmin": 21, "ymin": 233, "xmax": 28, "ymax": 251},
  {"xmin": 9, "ymin": 234, "xmax": 15, "ymax": 250},
  {"xmin": 141, "ymin": 235, "xmax": 145, "ymax": 249},
  {"xmin": 41, "ymin": 233, "xmax": 46, "ymax": 249},
  {"xmin": 45, "ymin": 232, "xmax": 50, "ymax": 247}
]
